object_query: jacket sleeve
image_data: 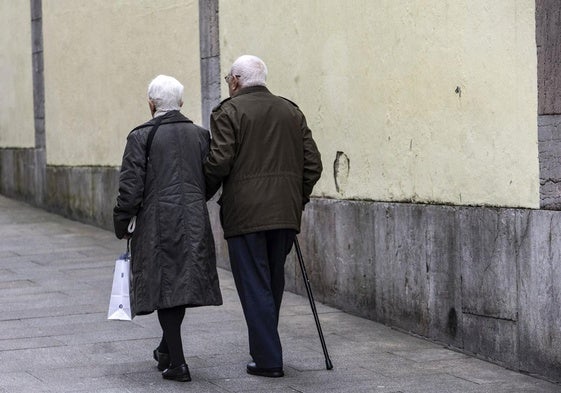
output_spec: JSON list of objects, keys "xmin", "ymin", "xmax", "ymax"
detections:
[
  {"xmin": 204, "ymin": 108, "xmax": 237, "ymax": 200},
  {"xmin": 301, "ymin": 114, "xmax": 322, "ymax": 207},
  {"xmin": 113, "ymin": 131, "xmax": 146, "ymax": 239}
]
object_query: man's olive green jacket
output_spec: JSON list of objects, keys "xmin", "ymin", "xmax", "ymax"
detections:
[{"xmin": 204, "ymin": 85, "xmax": 323, "ymax": 238}]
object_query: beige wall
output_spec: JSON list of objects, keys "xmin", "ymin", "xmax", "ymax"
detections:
[
  {"xmin": 43, "ymin": 0, "xmax": 202, "ymax": 166},
  {"xmin": 0, "ymin": 1, "xmax": 35, "ymax": 148},
  {"xmin": 220, "ymin": 0, "xmax": 539, "ymax": 208}
]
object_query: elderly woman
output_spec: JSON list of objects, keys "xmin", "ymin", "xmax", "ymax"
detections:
[{"xmin": 113, "ymin": 75, "xmax": 222, "ymax": 382}]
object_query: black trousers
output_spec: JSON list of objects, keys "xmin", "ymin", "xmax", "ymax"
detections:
[{"xmin": 227, "ymin": 229, "xmax": 296, "ymax": 369}]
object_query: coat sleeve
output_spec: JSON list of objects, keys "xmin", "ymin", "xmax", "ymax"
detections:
[
  {"xmin": 113, "ymin": 131, "xmax": 146, "ymax": 239},
  {"xmin": 204, "ymin": 108, "xmax": 237, "ymax": 200},
  {"xmin": 301, "ymin": 114, "xmax": 322, "ymax": 207},
  {"xmin": 200, "ymin": 129, "xmax": 211, "ymax": 162}
]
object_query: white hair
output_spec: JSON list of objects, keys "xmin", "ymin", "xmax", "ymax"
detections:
[
  {"xmin": 230, "ymin": 55, "xmax": 267, "ymax": 87},
  {"xmin": 147, "ymin": 75, "xmax": 184, "ymax": 111}
]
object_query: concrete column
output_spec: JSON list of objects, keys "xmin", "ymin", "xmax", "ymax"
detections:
[
  {"xmin": 536, "ymin": 0, "xmax": 561, "ymax": 116},
  {"xmin": 30, "ymin": 0, "xmax": 46, "ymax": 205},
  {"xmin": 537, "ymin": 0, "xmax": 561, "ymax": 209},
  {"xmin": 199, "ymin": 0, "xmax": 221, "ymax": 130}
]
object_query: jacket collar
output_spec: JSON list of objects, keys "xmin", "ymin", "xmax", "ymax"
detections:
[{"xmin": 233, "ymin": 85, "xmax": 270, "ymax": 98}]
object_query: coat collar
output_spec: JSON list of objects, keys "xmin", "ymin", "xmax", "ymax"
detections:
[
  {"xmin": 131, "ymin": 110, "xmax": 192, "ymax": 133},
  {"xmin": 233, "ymin": 85, "xmax": 270, "ymax": 97},
  {"xmin": 148, "ymin": 110, "xmax": 192, "ymax": 125},
  {"xmin": 158, "ymin": 110, "xmax": 191, "ymax": 123}
]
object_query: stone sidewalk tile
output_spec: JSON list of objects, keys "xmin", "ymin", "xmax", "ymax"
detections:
[{"xmin": 0, "ymin": 195, "xmax": 559, "ymax": 393}]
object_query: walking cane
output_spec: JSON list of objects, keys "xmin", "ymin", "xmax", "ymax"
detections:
[{"xmin": 294, "ymin": 237, "xmax": 333, "ymax": 370}]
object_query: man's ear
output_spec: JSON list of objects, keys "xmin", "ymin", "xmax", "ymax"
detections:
[
  {"xmin": 180, "ymin": 100, "xmax": 184, "ymax": 108},
  {"xmin": 229, "ymin": 78, "xmax": 240, "ymax": 96},
  {"xmin": 148, "ymin": 100, "xmax": 156, "ymax": 116}
]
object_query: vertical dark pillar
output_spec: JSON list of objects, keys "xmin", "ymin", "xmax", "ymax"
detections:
[
  {"xmin": 31, "ymin": 0, "xmax": 46, "ymax": 205},
  {"xmin": 199, "ymin": 0, "xmax": 221, "ymax": 130},
  {"xmin": 198, "ymin": 0, "xmax": 226, "ymax": 255},
  {"xmin": 536, "ymin": 0, "xmax": 561, "ymax": 209},
  {"xmin": 536, "ymin": 0, "xmax": 561, "ymax": 115}
]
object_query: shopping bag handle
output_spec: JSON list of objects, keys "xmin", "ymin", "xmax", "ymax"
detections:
[{"xmin": 127, "ymin": 216, "xmax": 136, "ymax": 233}]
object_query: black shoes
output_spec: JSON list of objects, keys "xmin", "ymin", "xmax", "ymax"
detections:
[
  {"xmin": 246, "ymin": 362, "xmax": 284, "ymax": 378},
  {"xmin": 155, "ymin": 351, "xmax": 282, "ymax": 380},
  {"xmin": 162, "ymin": 363, "xmax": 191, "ymax": 382},
  {"xmin": 153, "ymin": 349, "xmax": 170, "ymax": 372},
  {"xmin": 153, "ymin": 349, "xmax": 190, "ymax": 382}
]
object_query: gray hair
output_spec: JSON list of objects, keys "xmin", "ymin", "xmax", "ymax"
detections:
[
  {"xmin": 230, "ymin": 55, "xmax": 267, "ymax": 88},
  {"xmin": 147, "ymin": 75, "xmax": 184, "ymax": 111}
]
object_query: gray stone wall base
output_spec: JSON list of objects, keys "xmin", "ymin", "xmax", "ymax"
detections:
[
  {"xmin": 210, "ymin": 198, "xmax": 561, "ymax": 382},
  {"xmin": 0, "ymin": 148, "xmax": 44, "ymax": 205},
  {"xmin": 45, "ymin": 166, "xmax": 119, "ymax": 230}
]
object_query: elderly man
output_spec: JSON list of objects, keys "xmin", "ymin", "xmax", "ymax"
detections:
[
  {"xmin": 204, "ymin": 55, "xmax": 322, "ymax": 377},
  {"xmin": 113, "ymin": 75, "xmax": 222, "ymax": 383}
]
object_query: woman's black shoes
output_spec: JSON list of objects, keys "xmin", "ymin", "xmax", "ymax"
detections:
[
  {"xmin": 153, "ymin": 349, "xmax": 190, "ymax": 382},
  {"xmin": 162, "ymin": 363, "xmax": 191, "ymax": 382},
  {"xmin": 246, "ymin": 362, "xmax": 284, "ymax": 378},
  {"xmin": 153, "ymin": 349, "xmax": 170, "ymax": 372}
]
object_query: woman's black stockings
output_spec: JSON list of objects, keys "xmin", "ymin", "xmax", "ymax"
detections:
[{"xmin": 157, "ymin": 305, "xmax": 186, "ymax": 368}]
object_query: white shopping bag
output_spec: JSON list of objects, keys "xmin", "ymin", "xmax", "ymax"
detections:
[{"xmin": 107, "ymin": 252, "xmax": 134, "ymax": 320}]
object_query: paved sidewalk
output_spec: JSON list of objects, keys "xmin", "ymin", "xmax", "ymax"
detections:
[{"xmin": 0, "ymin": 195, "xmax": 559, "ymax": 393}]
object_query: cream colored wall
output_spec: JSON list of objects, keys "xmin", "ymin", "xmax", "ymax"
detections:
[
  {"xmin": 43, "ymin": 0, "xmax": 202, "ymax": 166},
  {"xmin": 0, "ymin": 1, "xmax": 35, "ymax": 148},
  {"xmin": 220, "ymin": 0, "xmax": 539, "ymax": 208}
]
